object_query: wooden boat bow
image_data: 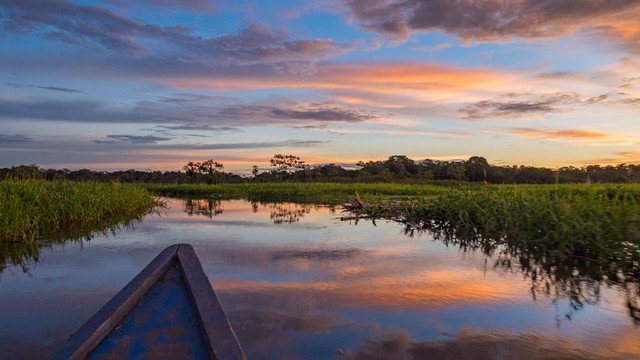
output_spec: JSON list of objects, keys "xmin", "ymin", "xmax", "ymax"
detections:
[{"xmin": 54, "ymin": 244, "xmax": 246, "ymax": 360}]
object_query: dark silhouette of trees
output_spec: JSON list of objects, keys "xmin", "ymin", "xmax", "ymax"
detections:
[
  {"xmin": 183, "ymin": 159, "xmax": 225, "ymax": 184},
  {"xmin": 270, "ymin": 154, "xmax": 309, "ymax": 173},
  {"xmin": 2, "ymin": 155, "xmax": 639, "ymax": 184}
]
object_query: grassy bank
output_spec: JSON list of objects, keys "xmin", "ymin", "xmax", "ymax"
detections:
[
  {"xmin": 145, "ymin": 182, "xmax": 458, "ymax": 204},
  {"xmin": 360, "ymin": 184, "xmax": 640, "ymax": 281},
  {"xmin": 1, "ymin": 179, "xmax": 161, "ymax": 270}
]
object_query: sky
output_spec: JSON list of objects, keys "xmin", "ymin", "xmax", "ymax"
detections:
[{"xmin": 1, "ymin": 0, "xmax": 640, "ymax": 174}]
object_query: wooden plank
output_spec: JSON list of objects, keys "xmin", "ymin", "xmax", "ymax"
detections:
[
  {"xmin": 53, "ymin": 245, "xmax": 180, "ymax": 360},
  {"xmin": 177, "ymin": 244, "xmax": 246, "ymax": 360}
]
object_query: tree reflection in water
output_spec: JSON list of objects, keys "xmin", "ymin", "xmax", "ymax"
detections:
[
  {"xmin": 269, "ymin": 203, "xmax": 312, "ymax": 224},
  {"xmin": 401, "ymin": 221, "xmax": 640, "ymax": 325},
  {"xmin": 184, "ymin": 198, "xmax": 224, "ymax": 217}
]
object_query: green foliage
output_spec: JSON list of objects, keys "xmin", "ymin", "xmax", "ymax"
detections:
[
  {"xmin": 269, "ymin": 154, "xmax": 308, "ymax": 173},
  {"xmin": 0, "ymin": 179, "xmax": 162, "ymax": 271},
  {"xmin": 377, "ymin": 184, "xmax": 640, "ymax": 281},
  {"xmin": 145, "ymin": 182, "xmax": 454, "ymax": 204}
]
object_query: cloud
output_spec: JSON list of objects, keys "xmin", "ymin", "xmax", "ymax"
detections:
[
  {"xmin": 459, "ymin": 92, "xmax": 608, "ymax": 120},
  {"xmin": 343, "ymin": 0, "xmax": 640, "ymax": 43},
  {"xmin": 90, "ymin": 138, "xmax": 327, "ymax": 150},
  {"xmin": 537, "ymin": 71, "xmax": 582, "ymax": 80},
  {"xmin": 509, "ymin": 128, "xmax": 608, "ymax": 140},
  {"xmin": 219, "ymin": 103, "xmax": 384, "ymax": 123},
  {"xmin": 157, "ymin": 94, "xmax": 235, "ymax": 104},
  {"xmin": 347, "ymin": 328, "xmax": 632, "ymax": 360},
  {"xmin": 583, "ymin": 151, "xmax": 640, "ymax": 165},
  {"xmin": 156, "ymin": 124, "xmax": 243, "ymax": 133},
  {"xmin": 271, "ymin": 248, "xmax": 365, "ymax": 262},
  {"xmin": 0, "ymin": 134, "xmax": 33, "ymax": 143},
  {"xmin": 0, "ymin": 1, "xmax": 352, "ymax": 65},
  {"xmin": 0, "ymin": 96, "xmax": 384, "ymax": 128},
  {"xmin": 506, "ymin": 128, "xmax": 638, "ymax": 146},
  {"xmin": 26, "ymin": 85, "xmax": 87, "ymax": 94},
  {"xmin": 0, "ymin": 99, "xmax": 155, "ymax": 123},
  {"xmin": 102, "ymin": 0, "xmax": 216, "ymax": 12},
  {"xmin": 93, "ymin": 134, "xmax": 171, "ymax": 144},
  {"xmin": 160, "ymin": 140, "xmax": 328, "ymax": 150}
]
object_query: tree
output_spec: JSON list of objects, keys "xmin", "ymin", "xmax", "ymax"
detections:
[
  {"xmin": 465, "ymin": 156, "xmax": 489, "ymax": 182},
  {"xmin": 445, "ymin": 162, "xmax": 466, "ymax": 181},
  {"xmin": 270, "ymin": 154, "xmax": 308, "ymax": 173},
  {"xmin": 183, "ymin": 159, "xmax": 224, "ymax": 183},
  {"xmin": 252, "ymin": 165, "xmax": 259, "ymax": 178},
  {"xmin": 7, "ymin": 164, "xmax": 44, "ymax": 179}
]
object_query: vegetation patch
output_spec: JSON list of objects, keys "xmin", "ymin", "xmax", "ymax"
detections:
[
  {"xmin": 145, "ymin": 182, "xmax": 458, "ymax": 204},
  {"xmin": 0, "ymin": 179, "xmax": 162, "ymax": 271}
]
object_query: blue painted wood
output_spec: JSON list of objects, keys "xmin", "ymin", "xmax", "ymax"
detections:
[{"xmin": 54, "ymin": 244, "xmax": 245, "ymax": 360}]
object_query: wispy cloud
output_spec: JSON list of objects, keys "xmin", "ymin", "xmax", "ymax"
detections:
[
  {"xmin": 0, "ymin": 96, "xmax": 385, "ymax": 127},
  {"xmin": 580, "ymin": 151, "xmax": 640, "ymax": 165},
  {"xmin": 0, "ymin": 134, "xmax": 33, "ymax": 143},
  {"xmin": 158, "ymin": 140, "xmax": 328, "ymax": 150},
  {"xmin": 156, "ymin": 124, "xmax": 243, "ymax": 133},
  {"xmin": 0, "ymin": 99, "xmax": 155, "ymax": 123},
  {"xmin": 459, "ymin": 92, "xmax": 608, "ymax": 120},
  {"xmin": 93, "ymin": 135, "xmax": 171, "ymax": 144},
  {"xmin": 219, "ymin": 103, "xmax": 384, "ymax": 123},
  {"xmin": 0, "ymin": 1, "xmax": 352, "ymax": 65},
  {"xmin": 5, "ymin": 82, "xmax": 87, "ymax": 94},
  {"xmin": 26, "ymin": 85, "xmax": 87, "ymax": 94},
  {"xmin": 102, "ymin": 0, "xmax": 216, "ymax": 12},
  {"xmin": 507, "ymin": 128, "xmax": 638, "ymax": 146}
]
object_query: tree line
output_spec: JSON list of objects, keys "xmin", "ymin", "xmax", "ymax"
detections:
[{"xmin": 2, "ymin": 154, "xmax": 639, "ymax": 184}]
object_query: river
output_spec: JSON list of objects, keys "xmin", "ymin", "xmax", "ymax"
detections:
[{"xmin": 1, "ymin": 198, "xmax": 638, "ymax": 359}]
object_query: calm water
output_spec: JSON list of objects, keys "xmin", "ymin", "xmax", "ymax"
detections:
[{"xmin": 1, "ymin": 198, "xmax": 639, "ymax": 359}]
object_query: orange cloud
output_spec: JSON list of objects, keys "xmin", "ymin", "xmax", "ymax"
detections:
[
  {"xmin": 160, "ymin": 62, "xmax": 517, "ymax": 100},
  {"xmin": 213, "ymin": 268, "xmax": 527, "ymax": 310},
  {"xmin": 508, "ymin": 128, "xmax": 639, "ymax": 146}
]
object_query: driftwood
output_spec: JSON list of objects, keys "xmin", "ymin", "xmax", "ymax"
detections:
[
  {"xmin": 341, "ymin": 191, "xmax": 371, "ymax": 212},
  {"xmin": 341, "ymin": 193, "xmax": 424, "ymax": 231}
]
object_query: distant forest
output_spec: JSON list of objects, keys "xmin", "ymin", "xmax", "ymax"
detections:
[{"xmin": 2, "ymin": 155, "xmax": 639, "ymax": 184}]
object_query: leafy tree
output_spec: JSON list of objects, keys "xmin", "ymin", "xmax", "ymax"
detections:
[
  {"xmin": 465, "ymin": 156, "xmax": 489, "ymax": 182},
  {"xmin": 6, "ymin": 164, "xmax": 44, "ymax": 179},
  {"xmin": 270, "ymin": 154, "xmax": 308, "ymax": 173},
  {"xmin": 445, "ymin": 162, "xmax": 466, "ymax": 181},
  {"xmin": 183, "ymin": 159, "xmax": 224, "ymax": 183}
]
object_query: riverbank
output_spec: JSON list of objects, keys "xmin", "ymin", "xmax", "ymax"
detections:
[
  {"xmin": 350, "ymin": 184, "xmax": 640, "ymax": 284},
  {"xmin": 145, "ymin": 182, "xmax": 457, "ymax": 204},
  {"xmin": 0, "ymin": 179, "xmax": 162, "ymax": 269}
]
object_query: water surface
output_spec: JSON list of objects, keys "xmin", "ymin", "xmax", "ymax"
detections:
[{"xmin": 0, "ymin": 198, "xmax": 638, "ymax": 359}]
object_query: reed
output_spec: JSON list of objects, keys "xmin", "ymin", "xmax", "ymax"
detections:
[
  {"xmin": 378, "ymin": 184, "xmax": 640, "ymax": 281},
  {"xmin": 145, "ymin": 182, "xmax": 455, "ymax": 203},
  {"xmin": 0, "ymin": 179, "xmax": 162, "ymax": 270}
]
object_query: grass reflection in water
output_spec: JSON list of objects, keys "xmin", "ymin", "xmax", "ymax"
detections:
[
  {"xmin": 347, "ymin": 184, "xmax": 640, "ymax": 324},
  {"xmin": 0, "ymin": 179, "xmax": 164, "ymax": 272}
]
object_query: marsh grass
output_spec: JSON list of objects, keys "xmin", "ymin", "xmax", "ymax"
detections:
[
  {"xmin": 0, "ymin": 179, "xmax": 162, "ymax": 271},
  {"xmin": 357, "ymin": 184, "xmax": 640, "ymax": 322},
  {"xmin": 145, "ymin": 182, "xmax": 455, "ymax": 204}
]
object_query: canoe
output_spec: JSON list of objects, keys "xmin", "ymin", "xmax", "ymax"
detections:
[{"xmin": 54, "ymin": 244, "xmax": 246, "ymax": 360}]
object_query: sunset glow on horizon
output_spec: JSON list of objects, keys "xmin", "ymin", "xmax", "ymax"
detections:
[{"xmin": 1, "ymin": 0, "xmax": 640, "ymax": 173}]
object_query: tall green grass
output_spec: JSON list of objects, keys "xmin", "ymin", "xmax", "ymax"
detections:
[
  {"xmin": 385, "ymin": 184, "xmax": 640, "ymax": 280},
  {"xmin": 145, "ymin": 182, "xmax": 456, "ymax": 204},
  {"xmin": 0, "ymin": 179, "xmax": 161, "ymax": 270}
]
